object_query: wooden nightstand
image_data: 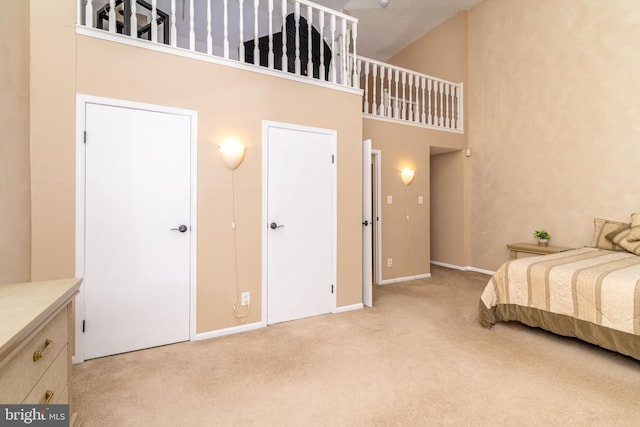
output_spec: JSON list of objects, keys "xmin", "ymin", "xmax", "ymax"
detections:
[{"xmin": 506, "ymin": 242, "xmax": 573, "ymax": 259}]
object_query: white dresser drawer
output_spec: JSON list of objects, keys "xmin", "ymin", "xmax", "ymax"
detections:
[
  {"xmin": 0, "ymin": 308, "xmax": 68, "ymax": 403},
  {"xmin": 23, "ymin": 344, "xmax": 68, "ymax": 404}
]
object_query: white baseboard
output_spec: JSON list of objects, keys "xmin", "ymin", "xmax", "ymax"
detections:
[
  {"xmin": 378, "ymin": 273, "xmax": 431, "ymax": 285},
  {"xmin": 333, "ymin": 303, "xmax": 363, "ymax": 313},
  {"xmin": 193, "ymin": 321, "xmax": 266, "ymax": 341},
  {"xmin": 430, "ymin": 261, "xmax": 495, "ymax": 276}
]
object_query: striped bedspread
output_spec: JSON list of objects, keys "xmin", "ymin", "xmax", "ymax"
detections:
[{"xmin": 480, "ymin": 248, "xmax": 640, "ymax": 358}]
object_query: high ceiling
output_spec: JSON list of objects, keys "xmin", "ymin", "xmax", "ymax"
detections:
[{"xmin": 317, "ymin": 0, "xmax": 483, "ymax": 61}]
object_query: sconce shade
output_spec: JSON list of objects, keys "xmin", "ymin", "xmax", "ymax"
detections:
[
  {"xmin": 219, "ymin": 140, "xmax": 245, "ymax": 170},
  {"xmin": 401, "ymin": 168, "xmax": 415, "ymax": 186}
]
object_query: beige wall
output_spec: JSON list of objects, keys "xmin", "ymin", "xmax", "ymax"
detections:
[
  {"xmin": 0, "ymin": 0, "xmax": 31, "ymax": 284},
  {"xmin": 363, "ymin": 119, "xmax": 465, "ymax": 280},
  {"xmin": 364, "ymin": 12, "xmax": 469, "ymax": 274},
  {"xmin": 467, "ymin": 0, "xmax": 640, "ymax": 270},
  {"xmin": 29, "ymin": 1, "xmax": 362, "ymax": 334}
]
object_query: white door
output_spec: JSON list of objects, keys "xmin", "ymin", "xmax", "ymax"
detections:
[
  {"xmin": 83, "ymin": 103, "xmax": 192, "ymax": 359},
  {"xmin": 265, "ymin": 123, "xmax": 335, "ymax": 324},
  {"xmin": 362, "ymin": 139, "xmax": 373, "ymax": 307}
]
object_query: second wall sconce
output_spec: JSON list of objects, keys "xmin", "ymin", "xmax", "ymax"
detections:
[
  {"xmin": 401, "ymin": 168, "xmax": 415, "ymax": 186},
  {"xmin": 219, "ymin": 139, "xmax": 246, "ymax": 170}
]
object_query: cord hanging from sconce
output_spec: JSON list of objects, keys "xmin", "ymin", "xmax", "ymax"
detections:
[{"xmin": 219, "ymin": 140, "xmax": 249, "ymax": 322}]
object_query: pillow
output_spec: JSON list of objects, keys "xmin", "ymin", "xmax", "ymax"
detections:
[
  {"xmin": 628, "ymin": 213, "xmax": 640, "ymax": 241},
  {"xmin": 590, "ymin": 218, "xmax": 626, "ymax": 251},
  {"xmin": 605, "ymin": 223, "xmax": 630, "ymax": 244},
  {"xmin": 618, "ymin": 238, "xmax": 640, "ymax": 256}
]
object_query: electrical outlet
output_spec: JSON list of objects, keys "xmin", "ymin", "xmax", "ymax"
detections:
[
  {"xmin": 241, "ymin": 292, "xmax": 250, "ymax": 306},
  {"xmin": 387, "ymin": 258, "xmax": 393, "ymax": 267}
]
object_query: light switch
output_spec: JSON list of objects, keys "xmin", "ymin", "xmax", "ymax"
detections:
[
  {"xmin": 387, "ymin": 195, "xmax": 393, "ymax": 204},
  {"xmin": 418, "ymin": 196, "xmax": 424, "ymax": 205}
]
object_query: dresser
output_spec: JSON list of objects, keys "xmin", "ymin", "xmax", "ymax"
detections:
[{"xmin": 0, "ymin": 278, "xmax": 82, "ymax": 425}]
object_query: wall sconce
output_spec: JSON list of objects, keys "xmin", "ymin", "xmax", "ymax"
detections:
[
  {"xmin": 219, "ymin": 140, "xmax": 245, "ymax": 170},
  {"xmin": 401, "ymin": 168, "xmax": 415, "ymax": 186}
]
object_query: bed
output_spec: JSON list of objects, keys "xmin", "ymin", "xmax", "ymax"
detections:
[{"xmin": 479, "ymin": 217, "xmax": 640, "ymax": 361}]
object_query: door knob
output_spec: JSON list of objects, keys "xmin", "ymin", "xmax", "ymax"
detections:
[
  {"xmin": 270, "ymin": 222, "xmax": 284, "ymax": 230},
  {"xmin": 171, "ymin": 225, "xmax": 188, "ymax": 232},
  {"xmin": 362, "ymin": 220, "xmax": 369, "ymax": 226}
]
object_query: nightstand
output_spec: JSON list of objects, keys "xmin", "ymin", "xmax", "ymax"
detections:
[{"xmin": 506, "ymin": 242, "xmax": 573, "ymax": 259}]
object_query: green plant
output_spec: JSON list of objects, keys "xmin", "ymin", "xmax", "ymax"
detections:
[{"xmin": 533, "ymin": 230, "xmax": 551, "ymax": 240}]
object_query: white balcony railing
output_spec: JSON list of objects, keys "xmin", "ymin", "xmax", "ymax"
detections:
[
  {"xmin": 78, "ymin": 0, "xmax": 358, "ymax": 87},
  {"xmin": 356, "ymin": 56, "xmax": 464, "ymax": 132}
]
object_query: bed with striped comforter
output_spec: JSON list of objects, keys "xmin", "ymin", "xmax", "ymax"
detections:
[{"xmin": 480, "ymin": 247, "xmax": 640, "ymax": 360}]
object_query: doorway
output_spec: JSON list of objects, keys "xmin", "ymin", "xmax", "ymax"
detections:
[
  {"xmin": 262, "ymin": 121, "xmax": 337, "ymax": 324},
  {"xmin": 76, "ymin": 96, "xmax": 197, "ymax": 361}
]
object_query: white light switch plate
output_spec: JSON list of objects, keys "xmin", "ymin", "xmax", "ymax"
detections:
[
  {"xmin": 387, "ymin": 195, "xmax": 393, "ymax": 204},
  {"xmin": 418, "ymin": 196, "xmax": 424, "ymax": 205}
]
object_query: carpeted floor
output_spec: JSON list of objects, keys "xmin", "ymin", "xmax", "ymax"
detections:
[{"xmin": 71, "ymin": 266, "xmax": 640, "ymax": 426}]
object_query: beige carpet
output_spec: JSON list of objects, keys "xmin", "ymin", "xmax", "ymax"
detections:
[{"xmin": 72, "ymin": 266, "xmax": 640, "ymax": 426}]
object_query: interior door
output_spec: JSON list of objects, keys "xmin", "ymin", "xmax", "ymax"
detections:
[
  {"xmin": 83, "ymin": 103, "xmax": 191, "ymax": 359},
  {"xmin": 266, "ymin": 123, "xmax": 335, "ymax": 324},
  {"xmin": 362, "ymin": 139, "xmax": 373, "ymax": 307}
]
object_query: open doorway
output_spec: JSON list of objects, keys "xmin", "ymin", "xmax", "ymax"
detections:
[{"xmin": 363, "ymin": 140, "xmax": 382, "ymax": 307}]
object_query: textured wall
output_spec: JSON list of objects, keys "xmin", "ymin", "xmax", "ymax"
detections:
[
  {"xmin": 0, "ymin": 0, "xmax": 31, "ymax": 284},
  {"xmin": 467, "ymin": 0, "xmax": 640, "ymax": 270}
]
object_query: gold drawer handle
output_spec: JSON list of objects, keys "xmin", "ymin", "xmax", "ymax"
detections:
[
  {"xmin": 43, "ymin": 390, "xmax": 54, "ymax": 405},
  {"xmin": 33, "ymin": 338, "xmax": 53, "ymax": 362}
]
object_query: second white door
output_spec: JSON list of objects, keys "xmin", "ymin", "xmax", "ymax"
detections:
[{"xmin": 265, "ymin": 122, "xmax": 336, "ymax": 324}]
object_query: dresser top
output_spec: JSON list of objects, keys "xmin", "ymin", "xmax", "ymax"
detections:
[{"xmin": 0, "ymin": 278, "xmax": 82, "ymax": 363}]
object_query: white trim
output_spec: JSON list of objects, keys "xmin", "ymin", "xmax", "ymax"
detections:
[
  {"xmin": 262, "ymin": 121, "xmax": 338, "ymax": 325},
  {"xmin": 362, "ymin": 114, "xmax": 464, "ymax": 134},
  {"xmin": 430, "ymin": 261, "xmax": 495, "ymax": 276},
  {"xmin": 378, "ymin": 273, "xmax": 431, "ymax": 285},
  {"xmin": 76, "ymin": 26, "xmax": 362, "ymax": 97},
  {"xmin": 74, "ymin": 94, "xmax": 198, "ymax": 363},
  {"xmin": 371, "ymin": 149, "xmax": 382, "ymax": 285},
  {"xmin": 333, "ymin": 303, "xmax": 363, "ymax": 313},
  {"xmin": 192, "ymin": 321, "xmax": 266, "ymax": 341}
]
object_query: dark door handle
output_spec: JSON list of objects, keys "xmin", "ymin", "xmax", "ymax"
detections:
[
  {"xmin": 171, "ymin": 225, "xmax": 188, "ymax": 232},
  {"xmin": 362, "ymin": 220, "xmax": 369, "ymax": 226},
  {"xmin": 270, "ymin": 222, "xmax": 284, "ymax": 230}
]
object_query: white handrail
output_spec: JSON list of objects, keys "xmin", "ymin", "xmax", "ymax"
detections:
[
  {"xmin": 356, "ymin": 55, "xmax": 464, "ymax": 132},
  {"xmin": 79, "ymin": 0, "xmax": 358, "ymax": 88}
]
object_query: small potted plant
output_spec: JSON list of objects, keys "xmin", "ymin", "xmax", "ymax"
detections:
[{"xmin": 533, "ymin": 230, "xmax": 551, "ymax": 246}]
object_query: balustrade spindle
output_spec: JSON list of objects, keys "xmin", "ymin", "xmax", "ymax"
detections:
[
  {"xmin": 392, "ymin": 70, "xmax": 398, "ymax": 119},
  {"xmin": 421, "ymin": 77, "xmax": 426, "ymax": 124},
  {"xmin": 108, "ymin": 0, "xmax": 115, "ymax": 33},
  {"xmin": 340, "ymin": 19, "xmax": 347, "ymax": 86},
  {"xmin": 221, "ymin": 0, "xmax": 229, "ymax": 57},
  {"xmin": 438, "ymin": 81, "xmax": 444, "ymax": 126},
  {"xmin": 268, "ymin": 0, "xmax": 274, "ymax": 68},
  {"xmin": 408, "ymin": 74, "xmax": 413, "ymax": 122},
  {"xmin": 378, "ymin": 66, "xmax": 385, "ymax": 115},
  {"xmin": 239, "ymin": 0, "xmax": 245, "ymax": 61},
  {"xmin": 371, "ymin": 65, "xmax": 378, "ymax": 116},
  {"xmin": 414, "ymin": 77, "xmax": 420, "ymax": 122},
  {"xmin": 294, "ymin": 3, "xmax": 301, "ymax": 75},
  {"xmin": 130, "ymin": 0, "xmax": 138, "ymax": 38},
  {"xmin": 319, "ymin": 11, "xmax": 325, "ymax": 81},
  {"xmin": 170, "ymin": 0, "xmax": 176, "ymax": 47},
  {"xmin": 188, "ymin": 0, "xmax": 195, "ymax": 50},
  {"xmin": 85, "ymin": 0, "xmax": 93, "ymax": 28},
  {"xmin": 363, "ymin": 61, "xmax": 370, "ymax": 114},
  {"xmin": 307, "ymin": 6, "xmax": 313, "ymax": 77},
  {"xmin": 445, "ymin": 84, "xmax": 450, "ymax": 128},
  {"xmin": 151, "ymin": 0, "xmax": 158, "ymax": 43},
  {"xmin": 457, "ymin": 84, "xmax": 464, "ymax": 130},
  {"xmin": 451, "ymin": 86, "xmax": 457, "ymax": 129},
  {"xmin": 351, "ymin": 23, "xmax": 358, "ymax": 87},
  {"xmin": 330, "ymin": 15, "xmax": 336, "ymax": 83},
  {"xmin": 253, "ymin": 0, "xmax": 259, "ymax": 65},
  {"xmin": 386, "ymin": 68, "xmax": 392, "ymax": 116},
  {"xmin": 427, "ymin": 79, "xmax": 432, "ymax": 125},
  {"xmin": 281, "ymin": 0, "xmax": 287, "ymax": 72},
  {"xmin": 401, "ymin": 71, "xmax": 406, "ymax": 120}
]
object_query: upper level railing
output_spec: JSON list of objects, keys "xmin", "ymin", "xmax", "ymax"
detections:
[
  {"xmin": 78, "ymin": 0, "xmax": 358, "ymax": 87},
  {"xmin": 355, "ymin": 56, "xmax": 464, "ymax": 133}
]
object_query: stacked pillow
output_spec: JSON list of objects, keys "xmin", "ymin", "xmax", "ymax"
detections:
[{"xmin": 604, "ymin": 213, "xmax": 640, "ymax": 255}]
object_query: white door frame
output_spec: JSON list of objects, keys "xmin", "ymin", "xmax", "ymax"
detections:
[
  {"xmin": 261, "ymin": 120, "xmax": 337, "ymax": 323},
  {"xmin": 372, "ymin": 149, "xmax": 382, "ymax": 285},
  {"xmin": 74, "ymin": 94, "xmax": 198, "ymax": 363}
]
